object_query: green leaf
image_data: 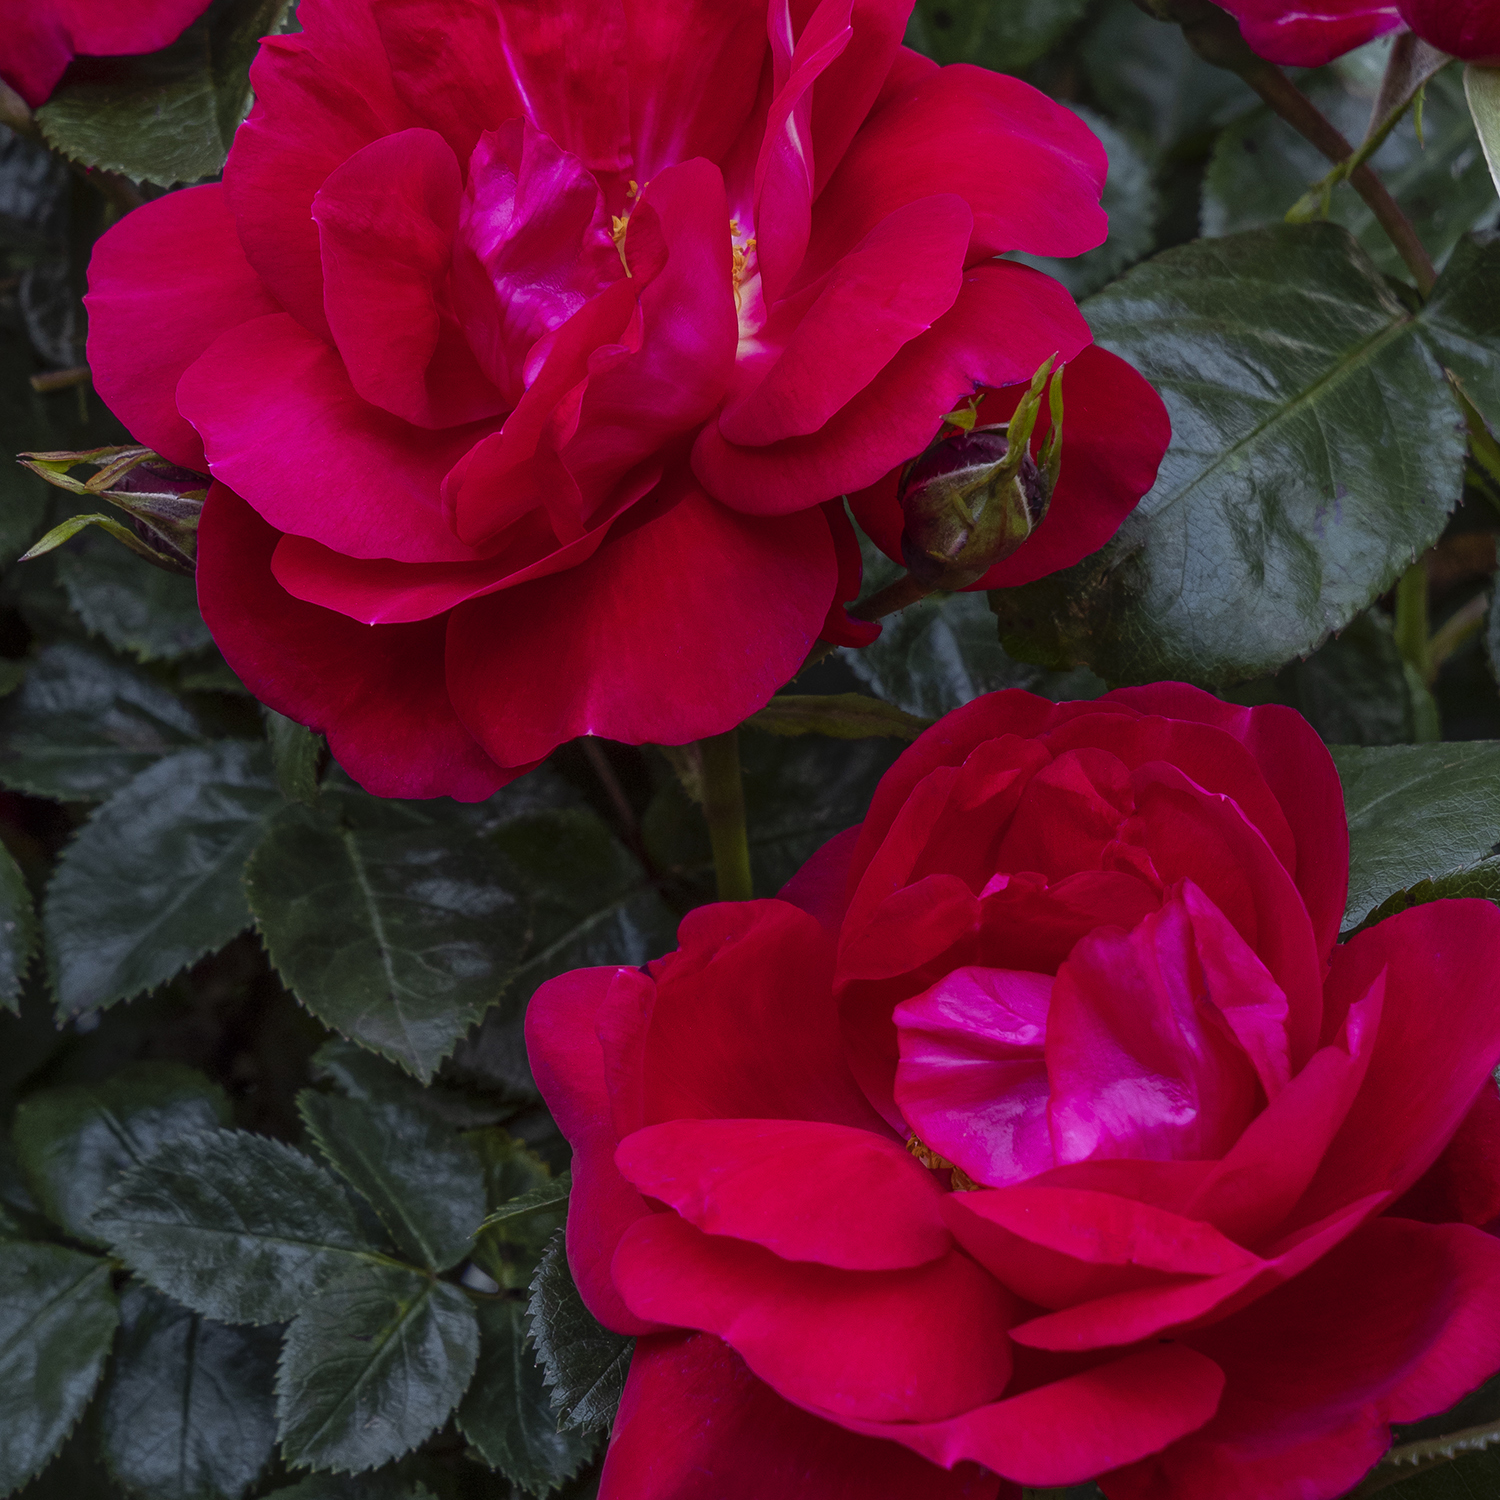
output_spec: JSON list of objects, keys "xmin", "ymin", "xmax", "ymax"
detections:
[
  {"xmin": 0, "ymin": 643, "xmax": 205, "ymax": 800},
  {"xmin": 842, "ymin": 588, "xmax": 1104, "ymax": 719},
  {"xmin": 457, "ymin": 1299, "xmax": 594, "ymax": 1496},
  {"xmin": 1415, "ymin": 234, "xmax": 1500, "ymax": 433},
  {"xmin": 479, "ymin": 1172, "xmax": 572, "ymax": 1234},
  {"xmin": 0, "ymin": 1242, "xmax": 118, "ymax": 1496},
  {"xmin": 94, "ymin": 1129, "xmax": 392, "ymax": 1324},
  {"xmin": 265, "ymin": 710, "xmax": 322, "ymax": 807},
  {"xmin": 1228, "ymin": 609, "xmax": 1429, "ymax": 746},
  {"xmin": 0, "ymin": 841, "xmax": 37, "ymax": 1016},
  {"xmin": 100, "ymin": 1282, "xmax": 279, "ymax": 1500},
  {"xmin": 275, "ymin": 1265, "xmax": 479, "ymax": 1474},
  {"xmin": 470, "ymin": 1133, "xmax": 559, "ymax": 1291},
  {"xmin": 245, "ymin": 798, "xmax": 530, "ymax": 1080},
  {"xmin": 1205, "ymin": 66, "xmax": 1499, "ymax": 284},
  {"xmin": 45, "ymin": 742, "xmax": 284, "ymax": 1018},
  {"xmin": 527, "ymin": 1232, "xmax": 633, "ymax": 1434},
  {"xmin": 12, "ymin": 1062, "xmax": 231, "ymax": 1245},
  {"xmin": 37, "ymin": 0, "xmax": 294, "ymax": 187},
  {"xmin": 1332, "ymin": 741, "xmax": 1500, "ymax": 930},
  {"xmin": 991, "ymin": 224, "xmax": 1467, "ymax": 687},
  {"xmin": 297, "ymin": 1091, "xmax": 487, "ymax": 1274},
  {"xmin": 54, "ymin": 533, "xmax": 212, "ymax": 662},
  {"xmin": 1468, "ymin": 65, "xmax": 1500, "ymax": 199},
  {"xmin": 1357, "ymin": 1448, "xmax": 1500, "ymax": 1497},
  {"xmin": 905, "ymin": 0, "xmax": 1088, "ymax": 69},
  {"xmin": 266, "ymin": 1472, "xmax": 435, "ymax": 1500},
  {"xmin": 746, "ymin": 693, "xmax": 932, "ymax": 741}
]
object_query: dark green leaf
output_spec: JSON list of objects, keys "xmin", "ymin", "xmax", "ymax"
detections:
[
  {"xmin": 991, "ymin": 224, "xmax": 1467, "ymax": 686},
  {"xmin": 100, "ymin": 1282, "xmax": 279, "ymax": 1500},
  {"xmin": 1417, "ymin": 233, "xmax": 1500, "ymax": 430},
  {"xmin": 52, "ymin": 529, "xmax": 211, "ymax": 663},
  {"xmin": 1228, "ymin": 609, "xmax": 1428, "ymax": 745},
  {"xmin": 94, "ymin": 1129, "xmax": 391, "ymax": 1324},
  {"xmin": 12, "ymin": 1062, "xmax": 230, "ymax": 1244},
  {"xmin": 0, "ymin": 643, "xmax": 205, "ymax": 800},
  {"xmin": 527, "ymin": 1232, "xmax": 632, "ymax": 1434},
  {"xmin": 245, "ymin": 798, "xmax": 532, "ymax": 1081},
  {"xmin": 842, "ymin": 588, "xmax": 1104, "ymax": 719},
  {"xmin": 1205, "ymin": 66, "xmax": 1499, "ymax": 284},
  {"xmin": 480, "ymin": 1172, "xmax": 571, "ymax": 1233},
  {"xmin": 470, "ymin": 1135, "xmax": 560, "ymax": 1292},
  {"xmin": 0, "ymin": 1242, "xmax": 118, "ymax": 1496},
  {"xmin": 746, "ymin": 693, "xmax": 932, "ymax": 741},
  {"xmin": 298, "ymin": 1091, "xmax": 487, "ymax": 1274},
  {"xmin": 275, "ymin": 1265, "xmax": 479, "ymax": 1474},
  {"xmin": 1333, "ymin": 741, "xmax": 1500, "ymax": 930},
  {"xmin": 0, "ymin": 841, "xmax": 36, "ymax": 1016},
  {"xmin": 265, "ymin": 710, "xmax": 322, "ymax": 807},
  {"xmin": 266, "ymin": 1472, "xmax": 435, "ymax": 1500},
  {"xmin": 45, "ymin": 742, "xmax": 284, "ymax": 1017},
  {"xmin": 37, "ymin": 0, "xmax": 294, "ymax": 186},
  {"xmin": 457, "ymin": 1299, "xmax": 594, "ymax": 1496},
  {"xmin": 905, "ymin": 0, "xmax": 1088, "ymax": 69},
  {"xmin": 1357, "ymin": 1449, "xmax": 1500, "ymax": 1497},
  {"xmin": 311, "ymin": 1039, "xmax": 511, "ymax": 1130}
]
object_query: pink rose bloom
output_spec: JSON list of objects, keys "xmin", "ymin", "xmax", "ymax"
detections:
[
  {"xmin": 1218, "ymin": 0, "xmax": 1500, "ymax": 66},
  {"xmin": 0, "ymin": 0, "xmax": 212, "ymax": 108},
  {"xmin": 528, "ymin": 684, "xmax": 1500, "ymax": 1499},
  {"xmin": 85, "ymin": 0, "xmax": 1169, "ymax": 801}
]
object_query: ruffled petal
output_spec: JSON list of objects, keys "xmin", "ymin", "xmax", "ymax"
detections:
[
  {"xmin": 526, "ymin": 965, "xmax": 663, "ymax": 1335},
  {"xmin": 195, "ymin": 485, "xmax": 512, "ymax": 801},
  {"xmin": 444, "ymin": 480, "xmax": 835, "ymax": 764},
  {"xmin": 613, "ymin": 1213, "xmax": 1014, "ymax": 1422},
  {"xmin": 615, "ymin": 1117, "xmax": 951, "ymax": 1269},
  {"xmin": 600, "ymin": 1332, "xmax": 1004, "ymax": 1500},
  {"xmin": 694, "ymin": 260, "xmax": 1089, "ymax": 514},
  {"xmin": 85, "ymin": 185, "xmax": 280, "ymax": 471},
  {"xmin": 177, "ymin": 313, "xmax": 490, "ymax": 563}
]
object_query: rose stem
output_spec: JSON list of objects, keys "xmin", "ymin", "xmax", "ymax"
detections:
[
  {"xmin": 699, "ymin": 730, "xmax": 753, "ymax": 902},
  {"xmin": 1239, "ymin": 61, "xmax": 1437, "ymax": 295}
]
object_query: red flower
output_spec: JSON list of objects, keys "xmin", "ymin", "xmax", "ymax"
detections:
[
  {"xmin": 0, "ymin": 0, "xmax": 212, "ymax": 109},
  {"xmin": 528, "ymin": 685, "xmax": 1500, "ymax": 1500},
  {"xmin": 1217, "ymin": 0, "xmax": 1500, "ymax": 66},
  {"xmin": 85, "ymin": 0, "xmax": 1168, "ymax": 801}
]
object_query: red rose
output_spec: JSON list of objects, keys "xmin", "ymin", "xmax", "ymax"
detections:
[
  {"xmin": 528, "ymin": 684, "xmax": 1500, "ymax": 1500},
  {"xmin": 1213, "ymin": 0, "xmax": 1404, "ymax": 66},
  {"xmin": 1398, "ymin": 0, "xmax": 1500, "ymax": 62},
  {"xmin": 84, "ymin": 0, "xmax": 1168, "ymax": 801},
  {"xmin": 0, "ymin": 0, "xmax": 211, "ymax": 108}
]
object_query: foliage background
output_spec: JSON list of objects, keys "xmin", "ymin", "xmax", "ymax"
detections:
[{"xmin": 4, "ymin": 1, "xmax": 1500, "ymax": 1497}]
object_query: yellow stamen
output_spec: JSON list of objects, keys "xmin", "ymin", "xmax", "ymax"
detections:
[
  {"xmin": 906, "ymin": 1136, "xmax": 980, "ymax": 1192},
  {"xmin": 611, "ymin": 213, "xmax": 632, "ymax": 277},
  {"xmin": 731, "ymin": 231, "xmax": 757, "ymax": 311}
]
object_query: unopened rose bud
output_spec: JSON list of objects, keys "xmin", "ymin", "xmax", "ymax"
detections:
[{"xmin": 897, "ymin": 360, "xmax": 1063, "ymax": 591}]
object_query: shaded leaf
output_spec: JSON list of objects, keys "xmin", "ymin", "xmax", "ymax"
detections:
[
  {"xmin": 275, "ymin": 1265, "xmax": 478, "ymax": 1474},
  {"xmin": 1332, "ymin": 742, "xmax": 1500, "ymax": 930},
  {"xmin": 906, "ymin": 0, "xmax": 1089, "ymax": 69},
  {"xmin": 297, "ymin": 1091, "xmax": 487, "ymax": 1274},
  {"xmin": 266, "ymin": 1475, "xmax": 436, "ymax": 1500},
  {"xmin": 0, "ymin": 642, "xmax": 204, "ymax": 800},
  {"xmin": 100, "ymin": 1282, "xmax": 279, "ymax": 1500},
  {"xmin": 746, "ymin": 693, "xmax": 932, "ymax": 741},
  {"xmin": 480, "ymin": 1173, "xmax": 572, "ymax": 1233},
  {"xmin": 457, "ymin": 1299, "xmax": 594, "ymax": 1496},
  {"xmin": 0, "ymin": 1242, "xmax": 118, "ymax": 1496},
  {"xmin": 12, "ymin": 1061, "xmax": 230, "ymax": 1244},
  {"xmin": 45, "ymin": 742, "xmax": 283, "ymax": 1018},
  {"xmin": 37, "ymin": 0, "xmax": 295, "ymax": 187},
  {"xmin": 94, "ymin": 1129, "xmax": 391, "ymax": 1324},
  {"xmin": 471, "ymin": 1134, "xmax": 559, "ymax": 1292},
  {"xmin": 311, "ymin": 1039, "xmax": 511, "ymax": 1130},
  {"xmin": 265, "ymin": 710, "xmax": 321, "ymax": 806},
  {"xmin": 54, "ymin": 533, "xmax": 212, "ymax": 661},
  {"xmin": 991, "ymin": 224, "xmax": 1467, "ymax": 686},
  {"xmin": 1417, "ymin": 233, "xmax": 1500, "ymax": 432},
  {"xmin": 0, "ymin": 841, "xmax": 36, "ymax": 1016},
  {"xmin": 527, "ymin": 1232, "xmax": 632, "ymax": 1434}
]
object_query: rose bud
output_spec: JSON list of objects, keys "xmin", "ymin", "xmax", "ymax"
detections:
[{"xmin": 898, "ymin": 359, "xmax": 1063, "ymax": 590}]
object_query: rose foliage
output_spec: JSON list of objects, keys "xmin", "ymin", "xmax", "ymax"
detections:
[
  {"xmin": 83, "ymin": 0, "xmax": 1168, "ymax": 800},
  {"xmin": 530, "ymin": 685, "xmax": 1500, "ymax": 1500}
]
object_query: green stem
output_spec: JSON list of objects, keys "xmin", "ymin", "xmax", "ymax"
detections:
[
  {"xmin": 699, "ymin": 730, "xmax": 753, "ymax": 903},
  {"xmin": 1394, "ymin": 559, "xmax": 1433, "ymax": 682}
]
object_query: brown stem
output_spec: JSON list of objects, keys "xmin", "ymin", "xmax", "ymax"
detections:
[
  {"xmin": 1241, "ymin": 62, "xmax": 1437, "ymax": 294},
  {"xmin": 849, "ymin": 572, "xmax": 935, "ymax": 622}
]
